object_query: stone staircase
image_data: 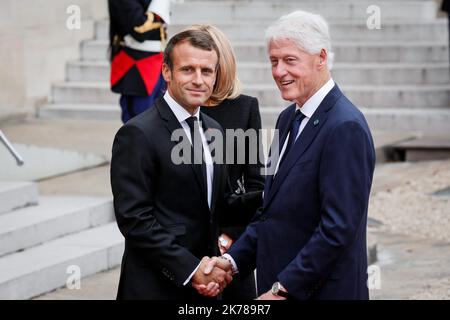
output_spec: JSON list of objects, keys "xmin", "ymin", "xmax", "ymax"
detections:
[
  {"xmin": 0, "ymin": 182, "xmax": 123, "ymax": 299},
  {"xmin": 39, "ymin": 0, "xmax": 450, "ymax": 134}
]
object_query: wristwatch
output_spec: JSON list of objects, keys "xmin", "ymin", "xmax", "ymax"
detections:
[
  {"xmin": 219, "ymin": 236, "xmax": 229, "ymax": 247},
  {"xmin": 271, "ymin": 282, "xmax": 289, "ymax": 298}
]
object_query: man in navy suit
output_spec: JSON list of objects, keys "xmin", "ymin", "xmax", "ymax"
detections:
[{"xmin": 205, "ymin": 10, "xmax": 376, "ymax": 300}]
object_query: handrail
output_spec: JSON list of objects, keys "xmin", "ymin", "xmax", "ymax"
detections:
[{"xmin": 0, "ymin": 130, "xmax": 24, "ymax": 166}]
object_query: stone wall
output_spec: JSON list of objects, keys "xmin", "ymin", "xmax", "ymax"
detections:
[{"xmin": 0, "ymin": 0, "xmax": 107, "ymax": 111}]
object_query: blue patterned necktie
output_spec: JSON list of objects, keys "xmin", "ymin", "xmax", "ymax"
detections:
[{"xmin": 279, "ymin": 110, "xmax": 306, "ymax": 166}]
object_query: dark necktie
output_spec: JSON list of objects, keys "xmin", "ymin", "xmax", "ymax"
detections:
[
  {"xmin": 279, "ymin": 110, "xmax": 306, "ymax": 167},
  {"xmin": 185, "ymin": 116, "xmax": 207, "ymax": 195}
]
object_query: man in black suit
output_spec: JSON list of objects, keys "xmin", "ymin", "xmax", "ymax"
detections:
[{"xmin": 110, "ymin": 29, "xmax": 232, "ymax": 300}]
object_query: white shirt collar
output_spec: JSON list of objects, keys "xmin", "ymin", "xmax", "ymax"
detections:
[
  {"xmin": 296, "ymin": 78, "xmax": 335, "ymax": 118},
  {"xmin": 163, "ymin": 91, "xmax": 200, "ymax": 123}
]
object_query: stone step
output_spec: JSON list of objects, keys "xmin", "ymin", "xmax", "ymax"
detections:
[
  {"xmin": 242, "ymin": 63, "xmax": 450, "ymax": 86},
  {"xmin": 0, "ymin": 196, "xmax": 114, "ymax": 257},
  {"xmin": 81, "ymin": 40, "xmax": 110, "ymax": 61},
  {"xmin": 0, "ymin": 222, "xmax": 123, "ymax": 299},
  {"xmin": 390, "ymin": 137, "xmax": 450, "ymax": 161},
  {"xmin": 67, "ymin": 60, "xmax": 108, "ymax": 82},
  {"xmin": 38, "ymin": 103, "xmax": 120, "ymax": 120},
  {"xmin": 170, "ymin": 1, "xmax": 437, "ymax": 22},
  {"xmin": 81, "ymin": 40, "xmax": 449, "ymax": 63},
  {"xmin": 67, "ymin": 60, "xmax": 450, "ymax": 85},
  {"xmin": 172, "ymin": 20, "xmax": 448, "ymax": 42},
  {"xmin": 0, "ymin": 182, "xmax": 39, "ymax": 215},
  {"xmin": 51, "ymin": 81, "xmax": 450, "ymax": 109},
  {"xmin": 246, "ymin": 84, "xmax": 450, "ymax": 109},
  {"xmin": 231, "ymin": 41, "xmax": 449, "ymax": 63},
  {"xmin": 260, "ymin": 107, "xmax": 450, "ymax": 135},
  {"xmin": 95, "ymin": 19, "xmax": 448, "ymax": 42},
  {"xmin": 38, "ymin": 103, "xmax": 450, "ymax": 135},
  {"xmin": 341, "ymin": 108, "xmax": 450, "ymax": 135},
  {"xmin": 51, "ymin": 81, "xmax": 116, "ymax": 104}
]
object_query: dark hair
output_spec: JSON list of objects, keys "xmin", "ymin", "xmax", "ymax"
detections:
[{"xmin": 163, "ymin": 29, "xmax": 220, "ymax": 71}]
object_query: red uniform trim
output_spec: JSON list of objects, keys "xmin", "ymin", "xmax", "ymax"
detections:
[
  {"xmin": 110, "ymin": 51, "xmax": 163, "ymax": 95},
  {"xmin": 136, "ymin": 53, "xmax": 163, "ymax": 95},
  {"xmin": 110, "ymin": 51, "xmax": 135, "ymax": 87}
]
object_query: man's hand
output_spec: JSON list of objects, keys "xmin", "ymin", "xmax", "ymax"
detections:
[
  {"xmin": 192, "ymin": 257, "xmax": 233, "ymax": 297},
  {"xmin": 204, "ymin": 256, "xmax": 233, "ymax": 275},
  {"xmin": 256, "ymin": 289, "xmax": 287, "ymax": 300},
  {"xmin": 195, "ymin": 256, "xmax": 234, "ymax": 296}
]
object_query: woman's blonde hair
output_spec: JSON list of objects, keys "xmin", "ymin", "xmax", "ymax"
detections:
[{"xmin": 186, "ymin": 24, "xmax": 241, "ymax": 106}]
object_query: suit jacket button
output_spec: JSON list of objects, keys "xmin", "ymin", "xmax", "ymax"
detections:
[{"xmin": 260, "ymin": 215, "xmax": 267, "ymax": 221}]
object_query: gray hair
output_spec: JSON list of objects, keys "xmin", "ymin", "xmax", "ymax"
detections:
[{"xmin": 265, "ymin": 10, "xmax": 334, "ymax": 70}]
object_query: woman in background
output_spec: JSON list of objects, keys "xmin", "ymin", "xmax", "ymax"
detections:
[{"xmin": 194, "ymin": 24, "xmax": 266, "ymax": 300}]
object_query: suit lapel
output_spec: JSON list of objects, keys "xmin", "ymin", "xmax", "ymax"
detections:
[
  {"xmin": 263, "ymin": 85, "xmax": 343, "ymax": 209},
  {"xmin": 263, "ymin": 105, "xmax": 296, "ymax": 202},
  {"xmin": 156, "ymin": 98, "xmax": 208, "ymax": 203}
]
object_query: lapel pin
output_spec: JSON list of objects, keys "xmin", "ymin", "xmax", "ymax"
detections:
[{"xmin": 313, "ymin": 119, "xmax": 320, "ymax": 126}]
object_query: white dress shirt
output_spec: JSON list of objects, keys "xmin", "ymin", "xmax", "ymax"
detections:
[{"xmin": 273, "ymin": 78, "xmax": 335, "ymax": 176}]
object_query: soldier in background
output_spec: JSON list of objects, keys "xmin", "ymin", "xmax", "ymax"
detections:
[{"xmin": 108, "ymin": 0, "xmax": 170, "ymax": 123}]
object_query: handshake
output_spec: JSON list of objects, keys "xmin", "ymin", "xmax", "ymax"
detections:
[{"xmin": 191, "ymin": 256, "xmax": 234, "ymax": 297}]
